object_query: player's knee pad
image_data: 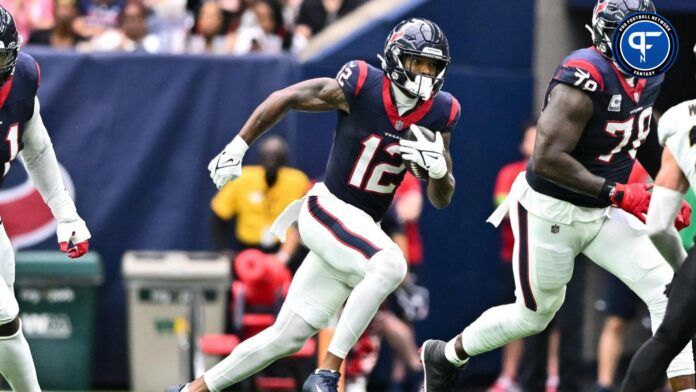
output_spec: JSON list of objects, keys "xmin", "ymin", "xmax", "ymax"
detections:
[
  {"xmin": 533, "ymin": 244, "xmax": 573, "ymax": 313},
  {"xmin": 516, "ymin": 304, "xmax": 555, "ymax": 336},
  {"xmin": 0, "ymin": 296, "xmax": 19, "ymax": 328},
  {"xmin": 268, "ymin": 312, "xmax": 316, "ymax": 356},
  {"xmin": 367, "ymin": 248, "xmax": 407, "ymax": 292}
]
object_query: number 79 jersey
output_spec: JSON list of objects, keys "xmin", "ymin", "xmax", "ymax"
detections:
[
  {"xmin": 526, "ymin": 47, "xmax": 664, "ymax": 208},
  {"xmin": 324, "ymin": 60, "xmax": 461, "ymax": 221}
]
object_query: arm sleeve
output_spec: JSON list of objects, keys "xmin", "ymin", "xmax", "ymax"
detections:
[
  {"xmin": 336, "ymin": 60, "xmax": 368, "ymax": 110},
  {"xmin": 636, "ymin": 118, "xmax": 663, "ymax": 179},
  {"xmin": 19, "ymin": 97, "xmax": 79, "ymax": 222},
  {"xmin": 646, "ymin": 185, "xmax": 687, "ymax": 270}
]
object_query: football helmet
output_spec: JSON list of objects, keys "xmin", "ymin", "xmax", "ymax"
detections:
[
  {"xmin": 0, "ymin": 6, "xmax": 20, "ymax": 86},
  {"xmin": 380, "ymin": 18, "xmax": 450, "ymax": 101},
  {"xmin": 587, "ymin": 0, "xmax": 656, "ymax": 60}
]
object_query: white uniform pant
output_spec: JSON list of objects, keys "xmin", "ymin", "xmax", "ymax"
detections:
[
  {"xmin": 0, "ymin": 223, "xmax": 18, "ymax": 326},
  {"xmin": 469, "ymin": 176, "xmax": 694, "ymax": 378},
  {"xmin": 284, "ymin": 183, "xmax": 405, "ymax": 330}
]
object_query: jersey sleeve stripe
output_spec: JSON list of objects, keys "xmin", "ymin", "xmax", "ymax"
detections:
[
  {"xmin": 446, "ymin": 96, "xmax": 460, "ymax": 127},
  {"xmin": 563, "ymin": 59, "xmax": 604, "ymax": 91},
  {"xmin": 35, "ymin": 62, "xmax": 41, "ymax": 88},
  {"xmin": 355, "ymin": 61, "xmax": 368, "ymax": 96}
]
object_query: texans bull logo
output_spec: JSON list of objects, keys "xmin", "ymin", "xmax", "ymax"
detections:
[{"xmin": 0, "ymin": 164, "xmax": 74, "ymax": 249}]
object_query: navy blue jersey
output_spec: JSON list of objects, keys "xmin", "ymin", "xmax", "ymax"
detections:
[
  {"xmin": 324, "ymin": 60, "xmax": 460, "ymax": 221},
  {"xmin": 526, "ymin": 47, "xmax": 663, "ymax": 208},
  {"xmin": 0, "ymin": 52, "xmax": 40, "ymax": 180}
]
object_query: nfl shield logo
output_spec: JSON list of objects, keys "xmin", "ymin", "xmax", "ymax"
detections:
[
  {"xmin": 395, "ymin": 121, "xmax": 404, "ymax": 130},
  {"xmin": 551, "ymin": 225, "xmax": 560, "ymax": 234}
]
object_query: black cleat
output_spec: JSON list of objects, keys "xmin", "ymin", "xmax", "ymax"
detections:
[
  {"xmin": 302, "ymin": 369, "xmax": 340, "ymax": 392},
  {"xmin": 163, "ymin": 384, "xmax": 185, "ymax": 392},
  {"xmin": 420, "ymin": 339, "xmax": 465, "ymax": 391}
]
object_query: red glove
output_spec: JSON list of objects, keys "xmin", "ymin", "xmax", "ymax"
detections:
[
  {"xmin": 60, "ymin": 240, "xmax": 90, "ymax": 259},
  {"xmin": 675, "ymin": 201, "xmax": 692, "ymax": 231},
  {"xmin": 608, "ymin": 182, "xmax": 653, "ymax": 223}
]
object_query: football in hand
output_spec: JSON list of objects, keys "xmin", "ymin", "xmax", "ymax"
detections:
[{"xmin": 402, "ymin": 125, "xmax": 436, "ymax": 181}]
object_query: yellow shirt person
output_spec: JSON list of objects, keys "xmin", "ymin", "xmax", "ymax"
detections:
[{"xmin": 211, "ymin": 165, "xmax": 309, "ymax": 246}]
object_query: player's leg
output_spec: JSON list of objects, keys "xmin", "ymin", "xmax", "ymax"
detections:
[
  {"xmin": 421, "ymin": 202, "xmax": 581, "ymax": 391},
  {"xmin": 0, "ymin": 223, "xmax": 40, "ymax": 392},
  {"xmin": 183, "ymin": 252, "xmax": 352, "ymax": 392},
  {"xmin": 595, "ymin": 273, "xmax": 637, "ymax": 391},
  {"xmin": 583, "ymin": 208, "xmax": 695, "ymax": 390},
  {"xmin": 621, "ymin": 246, "xmax": 696, "ymax": 392},
  {"xmin": 297, "ymin": 194, "xmax": 407, "ymax": 378}
]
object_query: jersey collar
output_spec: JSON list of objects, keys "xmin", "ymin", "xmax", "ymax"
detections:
[
  {"xmin": 382, "ymin": 76, "xmax": 434, "ymax": 131},
  {"xmin": 0, "ymin": 78, "xmax": 13, "ymax": 109},
  {"xmin": 609, "ymin": 63, "xmax": 647, "ymax": 104}
]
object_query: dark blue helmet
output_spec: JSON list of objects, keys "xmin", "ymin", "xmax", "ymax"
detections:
[
  {"xmin": 381, "ymin": 18, "xmax": 450, "ymax": 101},
  {"xmin": 0, "ymin": 6, "xmax": 20, "ymax": 86},
  {"xmin": 588, "ymin": 0, "xmax": 656, "ymax": 59}
]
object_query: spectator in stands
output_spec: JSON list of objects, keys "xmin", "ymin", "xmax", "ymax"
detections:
[
  {"xmin": 294, "ymin": 0, "xmax": 365, "ymax": 41},
  {"xmin": 186, "ymin": 0, "xmax": 231, "ymax": 54},
  {"xmin": 29, "ymin": 0, "xmax": 85, "ymax": 48},
  {"xmin": 143, "ymin": 0, "xmax": 193, "ymax": 53},
  {"xmin": 231, "ymin": 0, "xmax": 290, "ymax": 54},
  {"xmin": 73, "ymin": 0, "xmax": 126, "ymax": 39},
  {"xmin": 210, "ymin": 136, "xmax": 310, "ymax": 265},
  {"xmin": 78, "ymin": 0, "xmax": 161, "ymax": 52},
  {"xmin": 3, "ymin": 0, "xmax": 54, "ymax": 42}
]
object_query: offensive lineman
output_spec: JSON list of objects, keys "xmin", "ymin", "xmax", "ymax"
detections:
[
  {"xmin": 0, "ymin": 7, "xmax": 91, "ymax": 392},
  {"xmin": 166, "ymin": 18, "xmax": 460, "ymax": 392},
  {"xmin": 420, "ymin": 1, "xmax": 696, "ymax": 391},
  {"xmin": 621, "ymin": 45, "xmax": 696, "ymax": 392}
]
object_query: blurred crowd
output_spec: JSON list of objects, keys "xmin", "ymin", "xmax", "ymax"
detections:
[{"xmin": 4, "ymin": 0, "xmax": 367, "ymax": 54}]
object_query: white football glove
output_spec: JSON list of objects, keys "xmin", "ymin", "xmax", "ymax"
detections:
[
  {"xmin": 57, "ymin": 217, "xmax": 91, "ymax": 259},
  {"xmin": 208, "ymin": 136, "xmax": 249, "ymax": 189},
  {"xmin": 399, "ymin": 125, "xmax": 448, "ymax": 180}
]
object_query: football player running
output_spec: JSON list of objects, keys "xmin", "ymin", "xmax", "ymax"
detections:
[
  {"xmin": 621, "ymin": 45, "xmax": 696, "ymax": 392},
  {"xmin": 419, "ymin": 1, "xmax": 696, "ymax": 391},
  {"xmin": 0, "ymin": 7, "xmax": 91, "ymax": 392},
  {"xmin": 166, "ymin": 18, "xmax": 461, "ymax": 392}
]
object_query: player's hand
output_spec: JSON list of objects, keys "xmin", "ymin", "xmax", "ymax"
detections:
[
  {"xmin": 399, "ymin": 125, "xmax": 447, "ymax": 180},
  {"xmin": 208, "ymin": 136, "xmax": 248, "ymax": 189},
  {"xmin": 609, "ymin": 182, "xmax": 652, "ymax": 223},
  {"xmin": 674, "ymin": 200, "xmax": 691, "ymax": 231},
  {"xmin": 57, "ymin": 218, "xmax": 91, "ymax": 259}
]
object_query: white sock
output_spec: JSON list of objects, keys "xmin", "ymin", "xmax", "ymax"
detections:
[
  {"xmin": 0, "ymin": 323, "xmax": 40, "ymax": 392},
  {"xmin": 444, "ymin": 337, "xmax": 468, "ymax": 367}
]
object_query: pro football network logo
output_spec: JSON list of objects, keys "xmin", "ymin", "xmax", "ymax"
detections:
[{"xmin": 612, "ymin": 12, "xmax": 678, "ymax": 77}]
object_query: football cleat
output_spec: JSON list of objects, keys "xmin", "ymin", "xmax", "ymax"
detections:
[
  {"xmin": 420, "ymin": 339, "xmax": 465, "ymax": 392},
  {"xmin": 302, "ymin": 369, "xmax": 340, "ymax": 392},
  {"xmin": 163, "ymin": 384, "xmax": 185, "ymax": 392}
]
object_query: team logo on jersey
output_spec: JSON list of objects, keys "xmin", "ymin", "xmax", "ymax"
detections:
[
  {"xmin": 612, "ymin": 12, "xmax": 678, "ymax": 77},
  {"xmin": 551, "ymin": 225, "xmax": 560, "ymax": 234},
  {"xmin": 0, "ymin": 164, "xmax": 75, "ymax": 249}
]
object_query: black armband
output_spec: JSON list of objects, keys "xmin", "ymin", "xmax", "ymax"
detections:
[{"xmin": 599, "ymin": 179, "xmax": 617, "ymax": 203}]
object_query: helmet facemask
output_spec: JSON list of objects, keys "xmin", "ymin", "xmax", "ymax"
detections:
[
  {"xmin": 0, "ymin": 44, "xmax": 19, "ymax": 86},
  {"xmin": 382, "ymin": 45, "xmax": 448, "ymax": 101}
]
